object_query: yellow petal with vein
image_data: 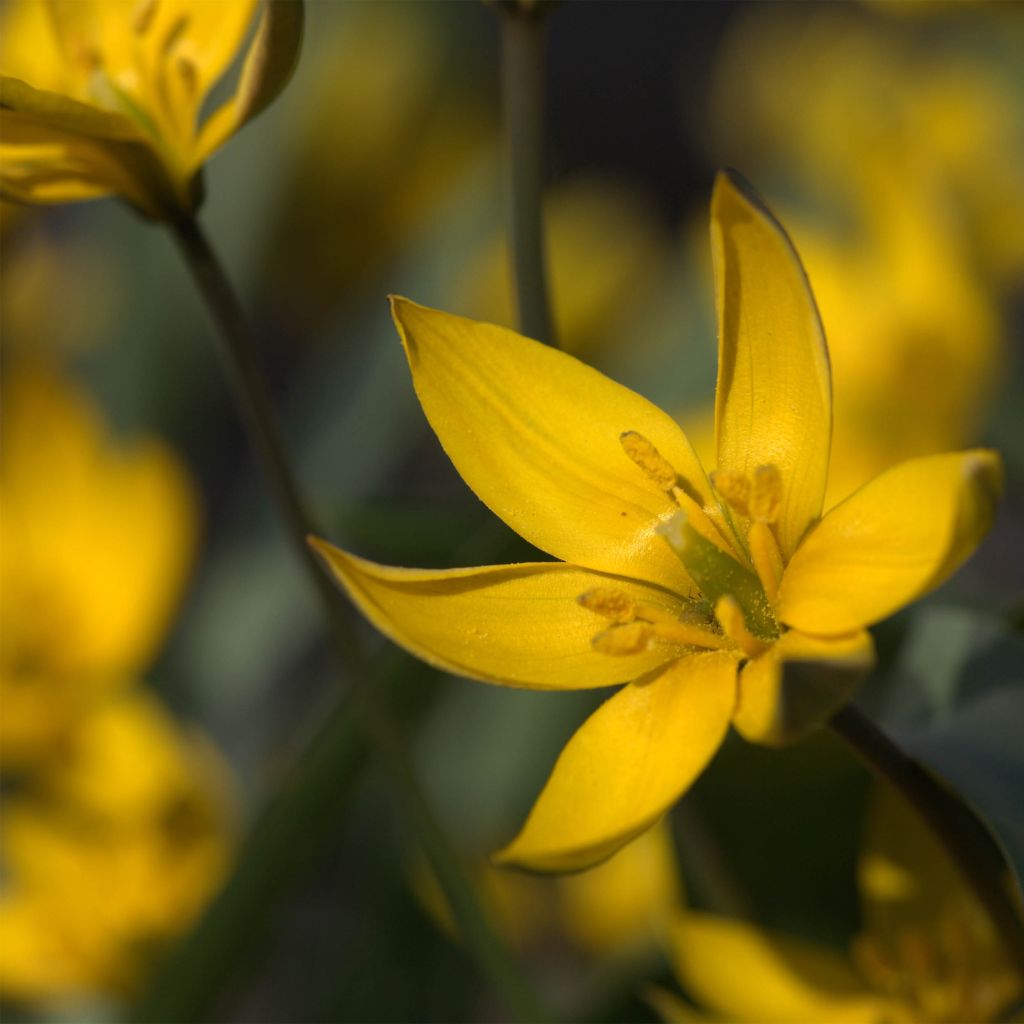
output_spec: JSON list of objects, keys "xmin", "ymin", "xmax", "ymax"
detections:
[
  {"xmin": 493, "ymin": 652, "xmax": 737, "ymax": 872},
  {"xmin": 311, "ymin": 538, "xmax": 685, "ymax": 690},
  {"xmin": 667, "ymin": 911, "xmax": 889, "ymax": 1023},
  {"xmin": 733, "ymin": 629, "xmax": 874, "ymax": 746},
  {"xmin": 711, "ymin": 171, "xmax": 831, "ymax": 558},
  {"xmin": 777, "ymin": 450, "xmax": 1002, "ymax": 634},
  {"xmin": 391, "ymin": 297, "xmax": 721, "ymax": 595}
]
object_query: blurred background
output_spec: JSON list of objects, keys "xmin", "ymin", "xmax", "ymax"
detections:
[{"xmin": 1, "ymin": 1, "xmax": 1022, "ymax": 1021}]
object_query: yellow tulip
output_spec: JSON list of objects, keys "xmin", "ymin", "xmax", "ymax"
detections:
[
  {"xmin": 0, "ymin": 0, "xmax": 303, "ymax": 219},
  {"xmin": 0, "ymin": 690, "xmax": 235, "ymax": 1003},
  {"xmin": 0, "ymin": 365, "xmax": 198, "ymax": 766},
  {"xmin": 654, "ymin": 787, "xmax": 1021, "ymax": 1023},
  {"xmin": 311, "ymin": 172, "xmax": 1001, "ymax": 873}
]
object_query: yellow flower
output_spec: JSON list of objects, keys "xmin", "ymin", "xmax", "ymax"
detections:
[
  {"xmin": 0, "ymin": 689, "xmax": 235, "ymax": 1003},
  {"xmin": 0, "ymin": 0, "xmax": 303, "ymax": 219},
  {"xmin": 652, "ymin": 788, "xmax": 1021, "ymax": 1023},
  {"xmin": 311, "ymin": 172, "xmax": 1001, "ymax": 873},
  {"xmin": 0, "ymin": 365, "xmax": 198, "ymax": 766}
]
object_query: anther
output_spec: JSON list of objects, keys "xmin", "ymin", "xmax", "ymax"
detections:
[
  {"xmin": 133, "ymin": 0, "xmax": 159, "ymax": 35},
  {"xmin": 620, "ymin": 431, "xmax": 677, "ymax": 492},
  {"xmin": 577, "ymin": 588, "xmax": 636, "ymax": 623},
  {"xmin": 714, "ymin": 596, "xmax": 768, "ymax": 659},
  {"xmin": 592, "ymin": 622, "xmax": 653, "ymax": 656},
  {"xmin": 749, "ymin": 465, "xmax": 782, "ymax": 523},
  {"xmin": 177, "ymin": 56, "xmax": 198, "ymax": 94},
  {"xmin": 711, "ymin": 468, "xmax": 750, "ymax": 517}
]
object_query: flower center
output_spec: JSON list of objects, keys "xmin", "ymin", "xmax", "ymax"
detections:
[{"xmin": 616, "ymin": 431, "xmax": 784, "ymax": 651}]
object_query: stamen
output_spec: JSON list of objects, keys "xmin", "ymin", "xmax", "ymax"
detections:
[
  {"xmin": 176, "ymin": 56, "xmax": 198, "ymax": 95},
  {"xmin": 714, "ymin": 597, "xmax": 768, "ymax": 659},
  {"xmin": 710, "ymin": 468, "xmax": 750, "ymax": 517},
  {"xmin": 133, "ymin": 0, "xmax": 159, "ymax": 35},
  {"xmin": 592, "ymin": 622, "xmax": 653, "ymax": 656},
  {"xmin": 619, "ymin": 431, "xmax": 677, "ymax": 491},
  {"xmin": 161, "ymin": 14, "xmax": 189, "ymax": 56},
  {"xmin": 671, "ymin": 485, "xmax": 738, "ymax": 557},
  {"xmin": 651, "ymin": 620, "xmax": 731, "ymax": 652},
  {"xmin": 748, "ymin": 521, "xmax": 783, "ymax": 604},
  {"xmin": 577, "ymin": 588, "xmax": 636, "ymax": 623},
  {"xmin": 749, "ymin": 465, "xmax": 782, "ymax": 523}
]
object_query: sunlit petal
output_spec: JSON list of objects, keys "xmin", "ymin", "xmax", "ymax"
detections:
[
  {"xmin": 777, "ymin": 450, "xmax": 1003, "ymax": 634},
  {"xmin": 311, "ymin": 538, "xmax": 686, "ymax": 690},
  {"xmin": 711, "ymin": 171, "xmax": 831, "ymax": 558},
  {"xmin": 391, "ymin": 297, "xmax": 723, "ymax": 594},
  {"xmin": 493, "ymin": 652, "xmax": 737, "ymax": 872}
]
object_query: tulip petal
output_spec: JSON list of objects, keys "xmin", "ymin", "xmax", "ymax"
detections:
[
  {"xmin": 733, "ymin": 629, "xmax": 874, "ymax": 747},
  {"xmin": 777, "ymin": 450, "xmax": 1003, "ymax": 634},
  {"xmin": 391, "ymin": 297, "xmax": 723, "ymax": 595},
  {"xmin": 196, "ymin": 0, "xmax": 304, "ymax": 164},
  {"xmin": 493, "ymin": 651, "xmax": 737, "ymax": 872},
  {"xmin": 667, "ymin": 911, "xmax": 886, "ymax": 1023},
  {"xmin": 311, "ymin": 538, "xmax": 687, "ymax": 690},
  {"xmin": 711, "ymin": 171, "xmax": 831, "ymax": 558}
]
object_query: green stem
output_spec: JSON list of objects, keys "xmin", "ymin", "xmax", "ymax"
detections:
[
  {"xmin": 500, "ymin": 5, "xmax": 556, "ymax": 348},
  {"xmin": 144, "ymin": 217, "xmax": 551, "ymax": 1024},
  {"xmin": 830, "ymin": 705, "xmax": 1024, "ymax": 971}
]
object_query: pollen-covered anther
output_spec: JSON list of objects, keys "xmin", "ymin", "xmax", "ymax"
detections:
[
  {"xmin": 577, "ymin": 587, "xmax": 637, "ymax": 624},
  {"xmin": 133, "ymin": 0, "xmax": 160, "ymax": 35},
  {"xmin": 620, "ymin": 431, "xmax": 678, "ymax": 492},
  {"xmin": 591, "ymin": 622, "xmax": 654, "ymax": 656},
  {"xmin": 749, "ymin": 464, "xmax": 782, "ymax": 523},
  {"xmin": 710, "ymin": 469, "xmax": 750, "ymax": 517},
  {"xmin": 177, "ymin": 56, "xmax": 198, "ymax": 93},
  {"xmin": 714, "ymin": 596, "xmax": 769, "ymax": 659}
]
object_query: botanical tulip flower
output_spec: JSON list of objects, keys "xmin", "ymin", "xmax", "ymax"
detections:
[
  {"xmin": 311, "ymin": 172, "xmax": 1002, "ymax": 873},
  {"xmin": 649, "ymin": 788, "xmax": 1021, "ymax": 1023},
  {"xmin": 0, "ymin": 366, "xmax": 198, "ymax": 766},
  {"xmin": 0, "ymin": 690, "xmax": 235, "ymax": 1003},
  {"xmin": 0, "ymin": 0, "xmax": 302, "ymax": 220}
]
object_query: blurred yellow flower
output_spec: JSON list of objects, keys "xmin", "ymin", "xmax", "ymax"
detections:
[
  {"xmin": 0, "ymin": 689, "xmax": 235, "ymax": 1003},
  {"xmin": 0, "ymin": 0, "xmax": 303, "ymax": 219},
  {"xmin": 312, "ymin": 173, "xmax": 1000, "ymax": 873},
  {"xmin": 653, "ymin": 788, "xmax": 1022, "ymax": 1023},
  {"xmin": 0, "ymin": 366, "xmax": 198, "ymax": 766}
]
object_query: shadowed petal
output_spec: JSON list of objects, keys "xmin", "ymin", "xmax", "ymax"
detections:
[
  {"xmin": 711, "ymin": 171, "xmax": 831, "ymax": 558},
  {"xmin": 492, "ymin": 651, "xmax": 737, "ymax": 872},
  {"xmin": 311, "ymin": 539, "xmax": 687, "ymax": 690},
  {"xmin": 733, "ymin": 629, "xmax": 874, "ymax": 746},
  {"xmin": 391, "ymin": 296, "xmax": 724, "ymax": 595},
  {"xmin": 777, "ymin": 450, "xmax": 1003, "ymax": 634}
]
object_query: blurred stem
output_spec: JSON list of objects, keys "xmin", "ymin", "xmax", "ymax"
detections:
[
  {"xmin": 500, "ymin": 5, "xmax": 556, "ymax": 347},
  {"xmin": 147, "ymin": 217, "xmax": 551, "ymax": 1024},
  {"xmin": 830, "ymin": 705, "xmax": 1024, "ymax": 971}
]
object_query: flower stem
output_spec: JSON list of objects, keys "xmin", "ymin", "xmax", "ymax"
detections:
[
  {"xmin": 149, "ymin": 217, "xmax": 551, "ymax": 1024},
  {"xmin": 500, "ymin": 4, "xmax": 557, "ymax": 348},
  {"xmin": 829, "ymin": 705, "xmax": 1024, "ymax": 970}
]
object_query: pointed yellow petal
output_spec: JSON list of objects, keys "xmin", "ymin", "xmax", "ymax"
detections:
[
  {"xmin": 391, "ymin": 297, "xmax": 721, "ymax": 595},
  {"xmin": 777, "ymin": 450, "xmax": 1003, "ymax": 634},
  {"xmin": 195, "ymin": 0, "xmax": 304, "ymax": 165},
  {"xmin": 667, "ymin": 911, "xmax": 888, "ymax": 1023},
  {"xmin": 733, "ymin": 629, "xmax": 874, "ymax": 747},
  {"xmin": 493, "ymin": 652, "xmax": 737, "ymax": 872},
  {"xmin": 311, "ymin": 538, "xmax": 687, "ymax": 690},
  {"xmin": 711, "ymin": 171, "xmax": 831, "ymax": 558},
  {"xmin": 0, "ymin": 75, "xmax": 140, "ymax": 140}
]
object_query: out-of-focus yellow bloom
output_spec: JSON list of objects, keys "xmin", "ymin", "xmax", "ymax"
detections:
[
  {"xmin": 653, "ymin": 788, "xmax": 1022, "ymax": 1023},
  {"xmin": 710, "ymin": 5, "xmax": 1024, "ymax": 285},
  {"xmin": 311, "ymin": 173, "xmax": 1000, "ymax": 873},
  {"xmin": 0, "ymin": 366, "xmax": 198, "ymax": 766},
  {"xmin": 0, "ymin": 0, "xmax": 303, "ymax": 219},
  {"xmin": 0, "ymin": 689, "xmax": 235, "ymax": 1003},
  {"xmin": 415, "ymin": 822, "xmax": 680, "ymax": 959},
  {"xmin": 263, "ymin": 2, "xmax": 491, "ymax": 335},
  {"xmin": 461, "ymin": 177, "xmax": 668, "ymax": 357}
]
